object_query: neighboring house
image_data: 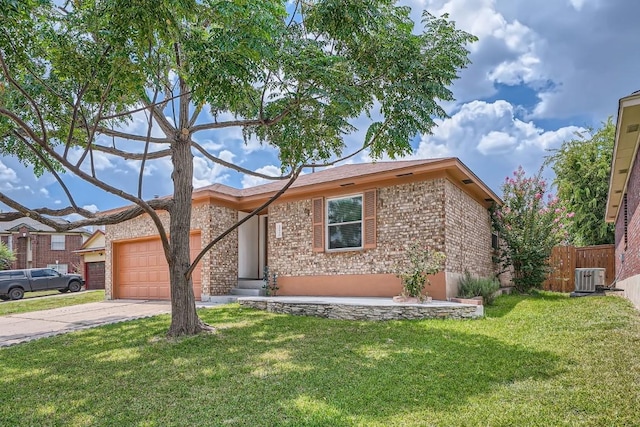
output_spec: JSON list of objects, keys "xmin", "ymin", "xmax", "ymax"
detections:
[
  {"xmin": 606, "ymin": 90, "xmax": 640, "ymax": 310},
  {"xmin": 105, "ymin": 158, "xmax": 502, "ymax": 301},
  {"xmin": 0, "ymin": 217, "xmax": 90, "ymax": 274},
  {"xmin": 74, "ymin": 230, "xmax": 106, "ymax": 290}
]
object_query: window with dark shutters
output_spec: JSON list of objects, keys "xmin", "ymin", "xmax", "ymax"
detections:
[{"xmin": 312, "ymin": 190, "xmax": 377, "ymax": 252}]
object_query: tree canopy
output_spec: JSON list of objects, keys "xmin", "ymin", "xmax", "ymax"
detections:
[
  {"xmin": 548, "ymin": 118, "xmax": 615, "ymax": 246},
  {"xmin": 0, "ymin": 0, "xmax": 476, "ymax": 336}
]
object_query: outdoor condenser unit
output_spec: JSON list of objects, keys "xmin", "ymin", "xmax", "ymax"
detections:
[{"xmin": 574, "ymin": 268, "xmax": 605, "ymax": 292}]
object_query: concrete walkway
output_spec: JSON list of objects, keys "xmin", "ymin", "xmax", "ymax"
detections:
[{"xmin": 0, "ymin": 299, "xmax": 222, "ymax": 347}]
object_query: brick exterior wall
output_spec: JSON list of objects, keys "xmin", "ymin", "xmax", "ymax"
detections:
[
  {"xmin": 616, "ymin": 149, "xmax": 640, "ymax": 281},
  {"xmin": 266, "ymin": 178, "xmax": 494, "ymax": 298},
  {"xmin": 268, "ymin": 179, "xmax": 447, "ymax": 277},
  {"xmin": 444, "ymin": 180, "xmax": 494, "ymax": 279},
  {"xmin": 104, "ymin": 203, "xmax": 238, "ymax": 299},
  {"xmin": 615, "ymin": 150, "xmax": 640, "ymax": 309},
  {"xmin": 0, "ymin": 232, "xmax": 83, "ymax": 272}
]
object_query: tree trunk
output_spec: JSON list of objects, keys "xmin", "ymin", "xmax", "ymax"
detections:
[{"xmin": 167, "ymin": 129, "xmax": 207, "ymax": 337}]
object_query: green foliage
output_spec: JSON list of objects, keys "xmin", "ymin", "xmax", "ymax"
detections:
[
  {"xmin": 547, "ymin": 118, "xmax": 615, "ymax": 245},
  {"xmin": 0, "ymin": 241, "xmax": 15, "ymax": 270},
  {"xmin": 492, "ymin": 167, "xmax": 570, "ymax": 293},
  {"xmin": 395, "ymin": 241, "xmax": 445, "ymax": 299},
  {"xmin": 0, "ymin": 0, "xmax": 477, "ymax": 170},
  {"xmin": 456, "ymin": 270, "xmax": 500, "ymax": 305}
]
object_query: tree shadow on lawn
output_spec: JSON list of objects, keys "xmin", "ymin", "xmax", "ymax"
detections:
[{"xmin": 0, "ymin": 305, "xmax": 563, "ymax": 426}]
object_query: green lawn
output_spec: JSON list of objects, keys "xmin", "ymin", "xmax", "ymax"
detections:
[
  {"xmin": 0, "ymin": 290, "xmax": 105, "ymax": 316},
  {"xmin": 0, "ymin": 292, "xmax": 638, "ymax": 426}
]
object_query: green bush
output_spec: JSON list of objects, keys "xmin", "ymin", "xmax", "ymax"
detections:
[{"xmin": 457, "ymin": 271, "xmax": 501, "ymax": 305}]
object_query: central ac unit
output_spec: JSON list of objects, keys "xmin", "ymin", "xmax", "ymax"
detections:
[{"xmin": 574, "ymin": 268, "xmax": 605, "ymax": 292}]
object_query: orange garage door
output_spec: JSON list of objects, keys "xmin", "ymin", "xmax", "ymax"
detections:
[{"xmin": 114, "ymin": 233, "xmax": 202, "ymax": 300}]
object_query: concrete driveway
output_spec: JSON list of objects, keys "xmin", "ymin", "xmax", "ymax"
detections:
[{"xmin": 0, "ymin": 299, "xmax": 218, "ymax": 347}]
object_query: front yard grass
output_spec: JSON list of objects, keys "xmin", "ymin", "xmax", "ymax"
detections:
[
  {"xmin": 0, "ymin": 290, "xmax": 105, "ymax": 316},
  {"xmin": 0, "ymin": 292, "xmax": 638, "ymax": 426}
]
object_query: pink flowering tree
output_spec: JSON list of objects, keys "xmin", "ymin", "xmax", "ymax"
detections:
[{"xmin": 491, "ymin": 166, "xmax": 572, "ymax": 293}]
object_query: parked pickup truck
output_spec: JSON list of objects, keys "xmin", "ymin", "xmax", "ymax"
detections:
[{"xmin": 0, "ymin": 268, "xmax": 84, "ymax": 301}]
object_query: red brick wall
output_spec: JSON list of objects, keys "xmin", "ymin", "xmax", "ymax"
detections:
[
  {"xmin": 0, "ymin": 233, "xmax": 84, "ymax": 272},
  {"xmin": 33, "ymin": 234, "xmax": 84, "ymax": 273},
  {"xmin": 616, "ymin": 150, "xmax": 640, "ymax": 280}
]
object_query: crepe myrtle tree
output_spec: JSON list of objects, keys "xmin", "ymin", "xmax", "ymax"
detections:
[
  {"xmin": 492, "ymin": 167, "xmax": 571, "ymax": 293},
  {"xmin": 0, "ymin": 0, "xmax": 476, "ymax": 336}
]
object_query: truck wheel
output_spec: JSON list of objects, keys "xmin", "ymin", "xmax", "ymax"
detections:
[
  {"xmin": 9, "ymin": 288, "xmax": 24, "ymax": 300},
  {"xmin": 68, "ymin": 281, "xmax": 82, "ymax": 293}
]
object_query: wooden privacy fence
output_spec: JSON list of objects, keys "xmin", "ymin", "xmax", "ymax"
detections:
[{"xmin": 543, "ymin": 244, "xmax": 615, "ymax": 292}]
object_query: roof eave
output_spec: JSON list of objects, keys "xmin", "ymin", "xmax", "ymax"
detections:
[{"xmin": 605, "ymin": 92, "xmax": 640, "ymax": 223}]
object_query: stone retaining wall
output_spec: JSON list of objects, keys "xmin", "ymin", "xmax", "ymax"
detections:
[{"xmin": 239, "ymin": 299, "xmax": 482, "ymax": 320}]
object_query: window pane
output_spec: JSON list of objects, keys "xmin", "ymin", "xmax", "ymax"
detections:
[
  {"xmin": 328, "ymin": 197, "xmax": 362, "ymax": 224},
  {"xmin": 31, "ymin": 269, "xmax": 46, "ymax": 278},
  {"xmin": 47, "ymin": 264, "xmax": 68, "ymax": 274},
  {"xmin": 328, "ymin": 223, "xmax": 362, "ymax": 249},
  {"xmin": 51, "ymin": 235, "xmax": 66, "ymax": 250}
]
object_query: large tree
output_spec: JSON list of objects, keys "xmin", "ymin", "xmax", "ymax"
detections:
[
  {"xmin": 0, "ymin": 0, "xmax": 476, "ymax": 336},
  {"xmin": 548, "ymin": 118, "xmax": 615, "ymax": 246}
]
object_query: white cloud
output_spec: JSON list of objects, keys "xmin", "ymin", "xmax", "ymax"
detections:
[
  {"xmin": 83, "ymin": 204, "xmax": 99, "ymax": 213},
  {"xmin": 568, "ymin": 0, "xmax": 586, "ymax": 11},
  {"xmin": 39, "ymin": 188, "xmax": 49, "ymax": 197},
  {"xmin": 241, "ymin": 165, "xmax": 282, "ymax": 188},
  {"xmin": 192, "ymin": 150, "xmax": 235, "ymax": 188},
  {"xmin": 0, "ymin": 161, "xmax": 18, "ymax": 190},
  {"xmin": 414, "ymin": 100, "xmax": 583, "ymax": 156},
  {"xmin": 477, "ymin": 131, "xmax": 517, "ymax": 155}
]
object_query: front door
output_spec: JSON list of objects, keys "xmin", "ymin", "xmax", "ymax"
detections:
[{"xmin": 237, "ymin": 213, "xmax": 267, "ymax": 279}]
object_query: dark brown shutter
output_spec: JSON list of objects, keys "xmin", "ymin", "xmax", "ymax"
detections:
[
  {"xmin": 363, "ymin": 189, "xmax": 377, "ymax": 249},
  {"xmin": 312, "ymin": 197, "xmax": 324, "ymax": 252}
]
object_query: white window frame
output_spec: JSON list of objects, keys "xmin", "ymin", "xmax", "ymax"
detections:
[
  {"xmin": 325, "ymin": 194, "xmax": 363, "ymax": 252},
  {"xmin": 47, "ymin": 263, "xmax": 68, "ymax": 274},
  {"xmin": 51, "ymin": 234, "xmax": 66, "ymax": 251}
]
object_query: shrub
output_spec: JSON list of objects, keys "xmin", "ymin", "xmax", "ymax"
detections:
[
  {"xmin": 0, "ymin": 242, "xmax": 15, "ymax": 270},
  {"xmin": 395, "ymin": 241, "xmax": 446, "ymax": 300},
  {"xmin": 457, "ymin": 271, "xmax": 501, "ymax": 305}
]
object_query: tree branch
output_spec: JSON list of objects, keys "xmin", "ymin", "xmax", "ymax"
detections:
[
  {"xmin": 186, "ymin": 166, "xmax": 304, "ymax": 279},
  {"xmin": 190, "ymin": 141, "xmax": 291, "ymax": 180},
  {"xmin": 0, "ymin": 194, "xmax": 172, "ymax": 230},
  {"xmin": 93, "ymin": 126, "xmax": 172, "ymax": 144},
  {"xmin": 90, "ymin": 144, "xmax": 171, "ymax": 160},
  {"xmin": 12, "ymin": 131, "xmax": 87, "ymax": 215}
]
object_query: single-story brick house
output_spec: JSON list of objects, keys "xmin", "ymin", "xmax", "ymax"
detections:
[
  {"xmin": 606, "ymin": 90, "xmax": 640, "ymax": 309},
  {"xmin": 0, "ymin": 217, "xmax": 90, "ymax": 273},
  {"xmin": 104, "ymin": 158, "xmax": 502, "ymax": 301}
]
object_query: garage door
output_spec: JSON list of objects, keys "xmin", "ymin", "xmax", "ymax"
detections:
[
  {"xmin": 86, "ymin": 261, "xmax": 105, "ymax": 290},
  {"xmin": 114, "ymin": 233, "xmax": 202, "ymax": 300}
]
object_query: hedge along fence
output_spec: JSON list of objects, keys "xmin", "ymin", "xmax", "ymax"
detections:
[{"xmin": 543, "ymin": 245, "xmax": 615, "ymax": 292}]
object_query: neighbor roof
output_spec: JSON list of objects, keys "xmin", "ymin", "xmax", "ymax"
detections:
[{"xmin": 0, "ymin": 216, "xmax": 92, "ymax": 234}]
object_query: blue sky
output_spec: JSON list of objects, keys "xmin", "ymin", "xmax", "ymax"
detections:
[{"xmin": 1, "ymin": 0, "xmax": 639, "ymax": 215}]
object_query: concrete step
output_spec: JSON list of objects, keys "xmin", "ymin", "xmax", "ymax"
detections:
[
  {"xmin": 237, "ymin": 279, "xmax": 265, "ymax": 290},
  {"xmin": 230, "ymin": 288, "xmax": 266, "ymax": 296}
]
